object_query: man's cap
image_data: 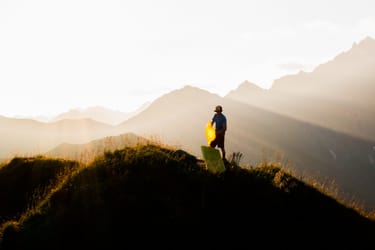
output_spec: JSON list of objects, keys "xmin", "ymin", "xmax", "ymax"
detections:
[{"xmin": 214, "ymin": 105, "xmax": 223, "ymax": 112}]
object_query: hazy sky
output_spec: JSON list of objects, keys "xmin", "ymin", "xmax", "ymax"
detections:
[{"xmin": 1, "ymin": 0, "xmax": 374, "ymax": 117}]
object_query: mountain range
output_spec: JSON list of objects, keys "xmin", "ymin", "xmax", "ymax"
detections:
[
  {"xmin": 12, "ymin": 103, "xmax": 150, "ymax": 125},
  {"xmin": 51, "ymin": 103, "xmax": 150, "ymax": 125},
  {"xmin": 1, "ymin": 36, "xmax": 374, "ymax": 213},
  {"xmin": 226, "ymin": 36, "xmax": 375, "ymax": 141}
]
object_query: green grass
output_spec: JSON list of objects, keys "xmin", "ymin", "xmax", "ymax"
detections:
[{"xmin": 0, "ymin": 143, "xmax": 374, "ymax": 249}]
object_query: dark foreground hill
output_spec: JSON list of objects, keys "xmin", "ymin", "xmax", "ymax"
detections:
[
  {"xmin": 0, "ymin": 157, "xmax": 80, "ymax": 225},
  {"xmin": 0, "ymin": 144, "xmax": 374, "ymax": 249}
]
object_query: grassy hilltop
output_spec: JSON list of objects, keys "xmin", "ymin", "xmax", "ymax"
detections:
[{"xmin": 0, "ymin": 143, "xmax": 374, "ymax": 249}]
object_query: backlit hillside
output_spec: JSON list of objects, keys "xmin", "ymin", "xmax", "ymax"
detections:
[{"xmin": 0, "ymin": 144, "xmax": 374, "ymax": 249}]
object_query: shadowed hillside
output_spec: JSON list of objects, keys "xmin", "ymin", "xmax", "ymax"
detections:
[
  {"xmin": 0, "ymin": 144, "xmax": 374, "ymax": 249},
  {"xmin": 0, "ymin": 157, "xmax": 79, "ymax": 225}
]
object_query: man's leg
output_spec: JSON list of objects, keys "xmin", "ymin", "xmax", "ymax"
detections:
[
  {"xmin": 218, "ymin": 134, "xmax": 226, "ymax": 160},
  {"xmin": 221, "ymin": 147, "xmax": 226, "ymax": 160}
]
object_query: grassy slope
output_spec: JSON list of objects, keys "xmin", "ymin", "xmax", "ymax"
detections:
[
  {"xmin": 0, "ymin": 156, "xmax": 79, "ymax": 224},
  {"xmin": 0, "ymin": 144, "xmax": 374, "ymax": 249}
]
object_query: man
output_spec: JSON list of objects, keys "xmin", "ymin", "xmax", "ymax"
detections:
[{"xmin": 210, "ymin": 105, "xmax": 227, "ymax": 160}]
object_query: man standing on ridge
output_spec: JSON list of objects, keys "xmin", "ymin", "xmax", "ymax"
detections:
[{"xmin": 210, "ymin": 105, "xmax": 227, "ymax": 161}]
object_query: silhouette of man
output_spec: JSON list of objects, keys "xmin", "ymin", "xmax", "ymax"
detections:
[{"xmin": 210, "ymin": 105, "xmax": 227, "ymax": 160}]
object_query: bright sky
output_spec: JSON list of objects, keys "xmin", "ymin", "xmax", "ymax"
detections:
[{"xmin": 1, "ymin": 0, "xmax": 375, "ymax": 117}]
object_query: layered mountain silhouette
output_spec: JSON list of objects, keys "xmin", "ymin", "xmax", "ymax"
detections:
[
  {"xmin": 0, "ymin": 105, "xmax": 149, "ymax": 159},
  {"xmin": 226, "ymin": 36, "xmax": 375, "ymax": 141},
  {"xmin": 0, "ymin": 116, "xmax": 115, "ymax": 160},
  {"xmin": 1, "ymin": 36, "xmax": 374, "ymax": 213},
  {"xmin": 51, "ymin": 104, "xmax": 150, "ymax": 125}
]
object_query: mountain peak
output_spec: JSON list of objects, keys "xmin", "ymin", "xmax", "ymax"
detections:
[
  {"xmin": 357, "ymin": 35, "xmax": 375, "ymax": 44},
  {"xmin": 180, "ymin": 84, "xmax": 208, "ymax": 92},
  {"xmin": 169, "ymin": 85, "xmax": 217, "ymax": 97},
  {"xmin": 237, "ymin": 80, "xmax": 264, "ymax": 91},
  {"xmin": 224, "ymin": 80, "xmax": 264, "ymax": 99},
  {"xmin": 353, "ymin": 36, "xmax": 375, "ymax": 51}
]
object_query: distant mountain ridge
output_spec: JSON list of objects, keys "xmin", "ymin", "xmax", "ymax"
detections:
[
  {"xmin": 272, "ymin": 36, "xmax": 375, "ymax": 96},
  {"xmin": 51, "ymin": 104, "xmax": 150, "ymax": 125},
  {"xmin": 9, "ymin": 103, "xmax": 150, "ymax": 125},
  {"xmin": 0, "ymin": 116, "xmax": 115, "ymax": 159},
  {"xmin": 226, "ymin": 36, "xmax": 375, "ymax": 141}
]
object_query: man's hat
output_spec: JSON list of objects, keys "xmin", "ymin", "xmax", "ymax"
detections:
[{"xmin": 214, "ymin": 105, "xmax": 223, "ymax": 112}]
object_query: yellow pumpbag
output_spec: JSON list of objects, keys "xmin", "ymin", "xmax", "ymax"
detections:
[{"xmin": 205, "ymin": 121, "xmax": 216, "ymax": 146}]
